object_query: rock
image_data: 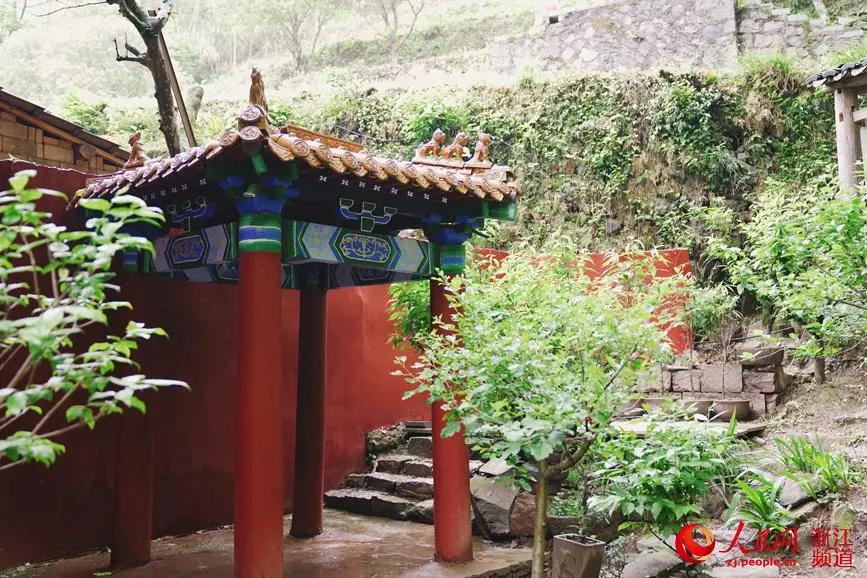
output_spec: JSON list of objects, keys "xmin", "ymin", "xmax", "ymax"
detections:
[
  {"xmin": 743, "ymin": 368, "xmax": 790, "ymax": 393},
  {"xmin": 409, "ymin": 499, "xmax": 434, "ymax": 524},
  {"xmin": 832, "ymin": 502, "xmax": 856, "ymax": 529},
  {"xmin": 375, "ymin": 454, "xmax": 413, "ymax": 474},
  {"xmin": 743, "ymin": 393, "xmax": 767, "ymax": 416},
  {"xmin": 621, "ymin": 550, "xmax": 682, "ymax": 578},
  {"xmin": 778, "ymin": 477, "xmax": 810, "ymax": 508},
  {"xmin": 370, "ymin": 493, "xmax": 415, "ymax": 520},
  {"xmin": 792, "ymin": 501, "xmax": 820, "ymax": 522},
  {"xmin": 323, "ymin": 489, "xmax": 375, "ymax": 515},
  {"xmin": 672, "ymin": 369, "xmax": 701, "ymax": 392},
  {"xmin": 364, "ymin": 472, "xmax": 398, "ymax": 493},
  {"xmin": 479, "ymin": 458, "xmax": 514, "ymax": 477},
  {"xmin": 469, "ymin": 460, "xmax": 484, "ymax": 474},
  {"xmin": 508, "ymin": 492, "xmax": 537, "ymax": 536},
  {"xmin": 401, "ymin": 459, "xmax": 432, "ymax": 477},
  {"xmin": 407, "ymin": 436, "xmax": 432, "ymax": 458},
  {"xmin": 366, "ymin": 423, "xmax": 406, "ymax": 455},
  {"xmin": 470, "ymin": 475, "xmax": 520, "ymax": 537},
  {"xmin": 699, "ymin": 364, "xmax": 743, "ymax": 393},
  {"xmin": 739, "ymin": 347, "xmax": 784, "ymax": 367},
  {"xmin": 706, "ymin": 565, "xmax": 779, "ymax": 577},
  {"xmin": 765, "ymin": 393, "xmax": 780, "ymax": 413},
  {"xmin": 837, "ymin": 409, "xmax": 867, "ymax": 425},
  {"xmin": 344, "ymin": 473, "xmax": 367, "ymax": 488},
  {"xmin": 395, "ymin": 477, "xmax": 434, "ymax": 500}
]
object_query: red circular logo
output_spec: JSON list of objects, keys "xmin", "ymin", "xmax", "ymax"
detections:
[{"xmin": 675, "ymin": 523, "xmax": 716, "ymax": 564}]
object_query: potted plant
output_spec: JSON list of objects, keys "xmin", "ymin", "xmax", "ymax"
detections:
[{"xmin": 396, "ymin": 247, "xmax": 686, "ymax": 578}]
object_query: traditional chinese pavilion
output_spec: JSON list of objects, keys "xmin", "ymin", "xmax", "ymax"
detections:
[{"xmin": 77, "ymin": 72, "xmax": 520, "ymax": 576}]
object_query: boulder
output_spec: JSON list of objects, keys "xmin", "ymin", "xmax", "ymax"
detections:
[
  {"xmin": 508, "ymin": 492, "xmax": 537, "ymax": 536},
  {"xmin": 479, "ymin": 458, "xmax": 514, "ymax": 477},
  {"xmin": 409, "ymin": 499, "xmax": 434, "ymax": 524},
  {"xmin": 366, "ymin": 423, "xmax": 406, "ymax": 455},
  {"xmin": 832, "ymin": 502, "xmax": 856, "ymax": 529},
  {"xmin": 370, "ymin": 493, "xmax": 415, "ymax": 520},
  {"xmin": 407, "ymin": 436, "xmax": 432, "ymax": 458},
  {"xmin": 699, "ymin": 363, "xmax": 743, "ymax": 393},
  {"xmin": 621, "ymin": 550, "xmax": 682, "ymax": 578},
  {"xmin": 470, "ymin": 475, "xmax": 520, "ymax": 537},
  {"xmin": 739, "ymin": 347, "xmax": 784, "ymax": 367},
  {"xmin": 743, "ymin": 368, "xmax": 790, "ymax": 393},
  {"xmin": 778, "ymin": 477, "xmax": 810, "ymax": 508}
]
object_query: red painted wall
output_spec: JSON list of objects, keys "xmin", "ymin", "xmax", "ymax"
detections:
[{"xmin": 0, "ymin": 161, "xmax": 429, "ymax": 568}]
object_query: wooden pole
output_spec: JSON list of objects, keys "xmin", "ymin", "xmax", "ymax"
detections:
[
  {"xmin": 834, "ymin": 87, "xmax": 862, "ymax": 191},
  {"xmin": 234, "ymin": 212, "xmax": 284, "ymax": 577},
  {"xmin": 290, "ymin": 267, "xmax": 329, "ymax": 538},
  {"xmin": 111, "ymin": 408, "xmax": 154, "ymax": 567},
  {"xmin": 430, "ymin": 275, "xmax": 474, "ymax": 563}
]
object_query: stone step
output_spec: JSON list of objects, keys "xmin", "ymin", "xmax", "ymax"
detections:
[
  {"xmin": 349, "ymin": 471, "xmax": 435, "ymax": 500},
  {"xmin": 375, "ymin": 453, "xmax": 484, "ymax": 478},
  {"xmin": 324, "ymin": 489, "xmax": 425, "ymax": 522},
  {"xmin": 407, "ymin": 436, "xmax": 432, "ymax": 458}
]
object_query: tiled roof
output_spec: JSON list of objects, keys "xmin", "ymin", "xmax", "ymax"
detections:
[
  {"xmin": 806, "ymin": 56, "xmax": 867, "ymax": 88},
  {"xmin": 78, "ymin": 126, "xmax": 520, "ymax": 206}
]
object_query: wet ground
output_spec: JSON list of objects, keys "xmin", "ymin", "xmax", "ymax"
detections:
[{"xmin": 4, "ymin": 509, "xmax": 531, "ymax": 578}]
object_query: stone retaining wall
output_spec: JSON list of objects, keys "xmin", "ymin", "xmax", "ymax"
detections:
[{"xmin": 490, "ymin": 0, "xmax": 867, "ymax": 75}]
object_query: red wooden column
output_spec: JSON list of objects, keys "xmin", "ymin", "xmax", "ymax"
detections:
[
  {"xmin": 111, "ymin": 272, "xmax": 154, "ymax": 568},
  {"xmin": 111, "ymin": 406, "xmax": 154, "ymax": 567},
  {"xmin": 430, "ymin": 273, "xmax": 473, "ymax": 563},
  {"xmin": 290, "ymin": 267, "xmax": 328, "ymax": 538},
  {"xmin": 234, "ymin": 199, "xmax": 285, "ymax": 577}
]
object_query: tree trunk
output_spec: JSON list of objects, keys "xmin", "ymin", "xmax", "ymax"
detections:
[
  {"xmin": 814, "ymin": 356, "xmax": 826, "ymax": 385},
  {"xmin": 531, "ymin": 461, "xmax": 549, "ymax": 578},
  {"xmin": 144, "ymin": 36, "xmax": 181, "ymax": 156}
]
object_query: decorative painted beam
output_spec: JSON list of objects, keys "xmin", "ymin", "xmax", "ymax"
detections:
[
  {"xmin": 283, "ymin": 220, "xmax": 432, "ymax": 276},
  {"xmin": 150, "ymin": 222, "xmax": 238, "ymax": 273}
]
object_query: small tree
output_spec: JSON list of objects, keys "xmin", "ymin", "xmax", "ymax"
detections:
[
  {"xmin": 359, "ymin": 0, "xmax": 424, "ymax": 68},
  {"xmin": 268, "ymin": 0, "xmax": 341, "ymax": 72},
  {"xmin": 710, "ymin": 176, "xmax": 866, "ymax": 383},
  {"xmin": 0, "ymin": 170, "xmax": 186, "ymax": 471},
  {"xmin": 396, "ymin": 246, "xmax": 686, "ymax": 578}
]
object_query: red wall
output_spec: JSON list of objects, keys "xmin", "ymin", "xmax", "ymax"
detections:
[{"xmin": 0, "ymin": 161, "xmax": 429, "ymax": 568}]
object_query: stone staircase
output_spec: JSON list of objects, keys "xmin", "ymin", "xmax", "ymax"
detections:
[{"xmin": 324, "ymin": 431, "xmax": 483, "ymax": 524}]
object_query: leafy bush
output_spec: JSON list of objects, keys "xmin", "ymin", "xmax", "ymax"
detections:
[
  {"xmin": 0, "ymin": 171, "xmax": 187, "ymax": 470},
  {"xmin": 776, "ymin": 436, "xmax": 863, "ymax": 498},
  {"xmin": 687, "ymin": 283, "xmax": 739, "ymax": 343},
  {"xmin": 62, "ymin": 93, "xmax": 109, "ymax": 135},
  {"xmin": 587, "ymin": 417, "xmax": 742, "ymax": 538},
  {"xmin": 387, "ymin": 279, "xmax": 430, "ymax": 349},
  {"xmin": 727, "ymin": 474, "xmax": 796, "ymax": 534},
  {"xmin": 397, "ymin": 244, "xmax": 686, "ymax": 577}
]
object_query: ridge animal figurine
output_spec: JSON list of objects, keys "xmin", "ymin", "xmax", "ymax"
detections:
[
  {"xmin": 469, "ymin": 131, "xmax": 492, "ymax": 164},
  {"xmin": 124, "ymin": 131, "xmax": 149, "ymax": 169},
  {"xmin": 440, "ymin": 132, "xmax": 469, "ymax": 160},
  {"xmin": 415, "ymin": 128, "xmax": 446, "ymax": 158},
  {"xmin": 249, "ymin": 67, "xmax": 268, "ymax": 114}
]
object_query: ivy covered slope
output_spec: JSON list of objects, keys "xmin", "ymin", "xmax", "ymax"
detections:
[{"xmin": 271, "ymin": 58, "xmax": 835, "ymax": 254}]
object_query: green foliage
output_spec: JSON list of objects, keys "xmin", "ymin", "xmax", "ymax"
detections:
[
  {"xmin": 0, "ymin": 171, "xmax": 187, "ymax": 470},
  {"xmin": 687, "ymin": 283, "xmax": 739, "ymax": 343},
  {"xmin": 727, "ymin": 474, "xmax": 796, "ymax": 533},
  {"xmin": 398, "ymin": 244, "xmax": 684, "ymax": 464},
  {"xmin": 0, "ymin": 0, "xmax": 20, "ymax": 43},
  {"xmin": 587, "ymin": 418, "xmax": 742, "ymax": 537},
  {"xmin": 775, "ymin": 436, "xmax": 864, "ymax": 498},
  {"xmin": 386, "ymin": 280, "xmax": 430, "ymax": 349},
  {"xmin": 710, "ymin": 176, "xmax": 866, "ymax": 361},
  {"xmin": 62, "ymin": 93, "xmax": 109, "ymax": 135}
]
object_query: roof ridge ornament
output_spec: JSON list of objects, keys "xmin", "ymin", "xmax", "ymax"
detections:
[
  {"xmin": 239, "ymin": 67, "xmax": 277, "ymax": 136},
  {"xmin": 413, "ymin": 129, "xmax": 497, "ymax": 172},
  {"xmin": 123, "ymin": 131, "xmax": 150, "ymax": 169}
]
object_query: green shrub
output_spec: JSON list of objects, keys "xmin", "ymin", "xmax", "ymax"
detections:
[
  {"xmin": 62, "ymin": 93, "xmax": 109, "ymax": 135},
  {"xmin": 727, "ymin": 474, "xmax": 796, "ymax": 534}
]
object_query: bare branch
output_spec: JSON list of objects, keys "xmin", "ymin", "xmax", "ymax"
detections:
[
  {"xmin": 114, "ymin": 37, "xmax": 147, "ymax": 65},
  {"xmin": 33, "ymin": 0, "xmax": 104, "ymax": 17}
]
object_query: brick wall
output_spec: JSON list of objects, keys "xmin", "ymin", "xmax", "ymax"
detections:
[{"xmin": 0, "ymin": 110, "xmax": 121, "ymax": 174}]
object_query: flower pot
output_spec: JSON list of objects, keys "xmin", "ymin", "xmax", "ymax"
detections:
[
  {"xmin": 710, "ymin": 399, "xmax": 752, "ymax": 422},
  {"xmin": 619, "ymin": 398, "xmax": 645, "ymax": 419},
  {"xmin": 682, "ymin": 398, "xmax": 714, "ymax": 417},
  {"xmin": 552, "ymin": 533, "xmax": 604, "ymax": 578}
]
